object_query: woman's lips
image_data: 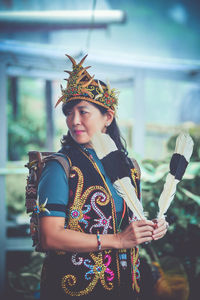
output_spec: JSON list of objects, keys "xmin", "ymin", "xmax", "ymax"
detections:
[{"xmin": 74, "ymin": 130, "xmax": 84, "ymax": 135}]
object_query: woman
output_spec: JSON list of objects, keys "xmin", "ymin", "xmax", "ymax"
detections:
[{"xmin": 38, "ymin": 54, "xmax": 168, "ymax": 300}]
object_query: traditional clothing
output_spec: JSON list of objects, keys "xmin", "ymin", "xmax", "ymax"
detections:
[
  {"xmin": 39, "ymin": 143, "xmax": 141, "ymax": 299},
  {"xmin": 38, "ymin": 54, "xmax": 141, "ymax": 299}
]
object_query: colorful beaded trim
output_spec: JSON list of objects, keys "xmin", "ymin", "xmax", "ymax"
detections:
[{"xmin": 97, "ymin": 231, "xmax": 101, "ymax": 251}]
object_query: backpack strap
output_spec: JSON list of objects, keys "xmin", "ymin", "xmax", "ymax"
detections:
[
  {"xmin": 43, "ymin": 154, "xmax": 71, "ymax": 178},
  {"xmin": 25, "ymin": 152, "xmax": 71, "ymax": 253}
]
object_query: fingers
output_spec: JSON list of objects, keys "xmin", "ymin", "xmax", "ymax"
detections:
[
  {"xmin": 129, "ymin": 228, "xmax": 154, "ymax": 245},
  {"xmin": 119, "ymin": 220, "xmax": 155, "ymax": 248},
  {"xmin": 120, "ymin": 218, "xmax": 169, "ymax": 248},
  {"xmin": 137, "ymin": 220, "xmax": 155, "ymax": 227},
  {"xmin": 137, "ymin": 236, "xmax": 153, "ymax": 245},
  {"xmin": 140, "ymin": 230, "xmax": 154, "ymax": 238},
  {"xmin": 152, "ymin": 219, "xmax": 169, "ymax": 240},
  {"xmin": 130, "ymin": 222, "xmax": 154, "ymax": 242},
  {"xmin": 136, "ymin": 225, "xmax": 154, "ymax": 237}
]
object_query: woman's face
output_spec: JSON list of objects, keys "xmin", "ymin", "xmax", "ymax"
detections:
[{"xmin": 65, "ymin": 101, "xmax": 114, "ymax": 147}]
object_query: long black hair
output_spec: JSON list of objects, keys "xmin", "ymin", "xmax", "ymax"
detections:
[{"xmin": 60, "ymin": 99, "xmax": 128, "ymax": 156}]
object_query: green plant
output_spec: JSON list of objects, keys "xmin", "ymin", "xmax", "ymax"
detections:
[
  {"xmin": 8, "ymin": 78, "xmax": 46, "ymax": 161},
  {"xmin": 140, "ymin": 131, "xmax": 200, "ymax": 299},
  {"xmin": 6, "ymin": 173, "xmax": 27, "ymax": 216}
]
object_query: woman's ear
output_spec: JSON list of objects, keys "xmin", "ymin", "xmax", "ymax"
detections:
[{"xmin": 105, "ymin": 109, "xmax": 115, "ymax": 126}]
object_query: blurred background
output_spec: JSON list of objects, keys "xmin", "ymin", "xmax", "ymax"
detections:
[{"xmin": 0, "ymin": 0, "xmax": 200, "ymax": 299}]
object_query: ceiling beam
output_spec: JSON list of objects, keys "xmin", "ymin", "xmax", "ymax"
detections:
[
  {"xmin": 0, "ymin": 10, "xmax": 126, "ymax": 31},
  {"xmin": 1, "ymin": 40, "xmax": 200, "ymax": 82}
]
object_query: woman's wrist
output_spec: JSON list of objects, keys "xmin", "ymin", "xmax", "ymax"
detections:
[{"xmin": 100, "ymin": 233, "xmax": 121, "ymax": 250}]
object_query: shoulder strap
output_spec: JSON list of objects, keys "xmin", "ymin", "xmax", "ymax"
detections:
[{"xmin": 43, "ymin": 155, "xmax": 70, "ymax": 178}]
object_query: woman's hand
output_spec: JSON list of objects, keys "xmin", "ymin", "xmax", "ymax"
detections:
[
  {"xmin": 152, "ymin": 218, "xmax": 169, "ymax": 240},
  {"xmin": 117, "ymin": 220, "xmax": 155, "ymax": 249}
]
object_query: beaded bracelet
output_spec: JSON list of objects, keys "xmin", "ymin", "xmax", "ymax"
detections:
[{"xmin": 96, "ymin": 231, "xmax": 101, "ymax": 251}]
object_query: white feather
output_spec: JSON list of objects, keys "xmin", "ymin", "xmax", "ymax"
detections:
[
  {"xmin": 91, "ymin": 132, "xmax": 117, "ymax": 159},
  {"xmin": 157, "ymin": 173, "xmax": 179, "ymax": 219},
  {"xmin": 157, "ymin": 132, "xmax": 194, "ymax": 219},
  {"xmin": 91, "ymin": 132, "xmax": 146, "ymax": 220},
  {"xmin": 175, "ymin": 133, "xmax": 194, "ymax": 161},
  {"xmin": 114, "ymin": 177, "xmax": 146, "ymax": 220}
]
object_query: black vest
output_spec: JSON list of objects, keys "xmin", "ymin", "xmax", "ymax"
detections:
[{"xmin": 40, "ymin": 145, "xmax": 141, "ymax": 299}]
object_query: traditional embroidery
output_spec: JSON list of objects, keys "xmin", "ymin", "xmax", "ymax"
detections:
[
  {"xmin": 131, "ymin": 168, "xmax": 140, "ymax": 198},
  {"xmin": 55, "ymin": 251, "xmax": 66, "ymax": 255},
  {"xmin": 90, "ymin": 191, "xmax": 112, "ymax": 234},
  {"xmin": 67, "ymin": 166, "xmax": 88, "ymax": 231},
  {"xmin": 71, "ymin": 253, "xmax": 84, "ymax": 266},
  {"xmin": 118, "ymin": 249, "xmax": 128, "ymax": 270},
  {"xmin": 80, "ymin": 149, "xmax": 117, "ymax": 234},
  {"xmin": 131, "ymin": 247, "xmax": 140, "ymax": 293},
  {"xmin": 83, "ymin": 253, "xmax": 114, "ymax": 284},
  {"xmin": 84, "ymin": 258, "xmax": 104, "ymax": 280},
  {"xmin": 68, "ymin": 166, "xmax": 111, "ymax": 233},
  {"xmin": 61, "ymin": 252, "xmax": 114, "ymax": 296},
  {"xmin": 58, "ymin": 148, "xmax": 141, "ymax": 297},
  {"xmin": 104, "ymin": 254, "xmax": 114, "ymax": 282}
]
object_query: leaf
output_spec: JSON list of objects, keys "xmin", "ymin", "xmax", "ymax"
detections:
[
  {"xmin": 181, "ymin": 188, "xmax": 200, "ymax": 205},
  {"xmin": 142, "ymin": 162, "xmax": 156, "ymax": 173},
  {"xmin": 141, "ymin": 163, "xmax": 169, "ymax": 183},
  {"xmin": 183, "ymin": 162, "xmax": 200, "ymax": 179},
  {"xmin": 176, "ymin": 190, "xmax": 184, "ymax": 201}
]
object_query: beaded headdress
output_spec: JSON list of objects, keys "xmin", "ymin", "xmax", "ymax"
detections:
[{"xmin": 55, "ymin": 54, "xmax": 119, "ymax": 112}]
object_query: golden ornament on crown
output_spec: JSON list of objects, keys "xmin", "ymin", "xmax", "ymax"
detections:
[{"xmin": 55, "ymin": 54, "xmax": 119, "ymax": 112}]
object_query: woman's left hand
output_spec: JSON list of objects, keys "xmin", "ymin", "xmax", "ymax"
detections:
[{"xmin": 152, "ymin": 218, "xmax": 169, "ymax": 240}]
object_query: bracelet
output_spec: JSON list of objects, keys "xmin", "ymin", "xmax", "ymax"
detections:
[{"xmin": 96, "ymin": 231, "xmax": 101, "ymax": 251}]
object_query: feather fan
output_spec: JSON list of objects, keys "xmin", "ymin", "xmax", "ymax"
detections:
[
  {"xmin": 157, "ymin": 133, "xmax": 194, "ymax": 219},
  {"xmin": 91, "ymin": 132, "xmax": 146, "ymax": 220}
]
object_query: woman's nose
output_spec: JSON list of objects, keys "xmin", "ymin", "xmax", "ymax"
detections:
[{"xmin": 72, "ymin": 111, "xmax": 81, "ymax": 125}]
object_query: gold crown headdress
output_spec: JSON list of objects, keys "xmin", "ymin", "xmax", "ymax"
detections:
[{"xmin": 55, "ymin": 54, "xmax": 119, "ymax": 112}]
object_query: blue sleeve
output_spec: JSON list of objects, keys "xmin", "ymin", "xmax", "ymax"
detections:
[{"xmin": 38, "ymin": 160, "xmax": 69, "ymax": 218}]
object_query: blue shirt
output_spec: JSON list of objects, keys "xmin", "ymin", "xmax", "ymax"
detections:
[{"xmin": 38, "ymin": 149, "xmax": 124, "ymax": 223}]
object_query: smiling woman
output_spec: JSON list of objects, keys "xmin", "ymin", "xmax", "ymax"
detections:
[{"xmin": 37, "ymin": 54, "xmax": 168, "ymax": 300}]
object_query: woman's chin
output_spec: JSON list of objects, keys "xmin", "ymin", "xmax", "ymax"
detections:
[{"xmin": 72, "ymin": 136, "xmax": 90, "ymax": 146}]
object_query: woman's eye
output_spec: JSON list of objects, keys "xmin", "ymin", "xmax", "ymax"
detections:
[
  {"xmin": 66, "ymin": 111, "xmax": 72, "ymax": 116},
  {"xmin": 80, "ymin": 110, "xmax": 87, "ymax": 115}
]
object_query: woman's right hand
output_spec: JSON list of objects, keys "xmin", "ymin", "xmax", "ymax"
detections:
[{"xmin": 117, "ymin": 220, "xmax": 155, "ymax": 249}]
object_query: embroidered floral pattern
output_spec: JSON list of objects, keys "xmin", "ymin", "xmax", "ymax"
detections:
[
  {"xmin": 68, "ymin": 166, "xmax": 91, "ymax": 231},
  {"xmin": 71, "ymin": 253, "xmax": 83, "ymax": 266},
  {"xmin": 104, "ymin": 254, "xmax": 114, "ymax": 282},
  {"xmin": 89, "ymin": 191, "xmax": 112, "ymax": 234},
  {"xmin": 62, "ymin": 253, "xmax": 114, "ymax": 296},
  {"xmin": 68, "ymin": 166, "xmax": 111, "ymax": 233}
]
